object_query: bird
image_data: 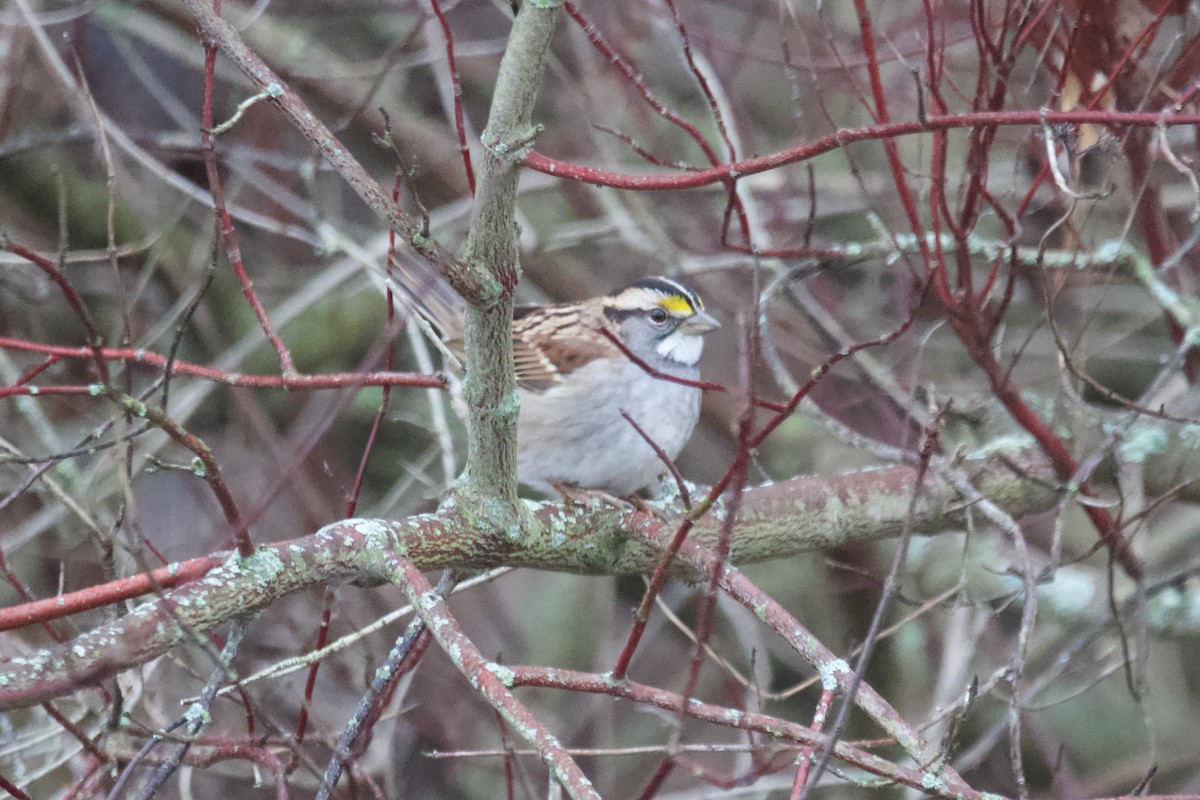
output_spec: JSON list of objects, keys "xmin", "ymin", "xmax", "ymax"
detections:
[{"xmin": 394, "ymin": 269, "xmax": 720, "ymax": 496}]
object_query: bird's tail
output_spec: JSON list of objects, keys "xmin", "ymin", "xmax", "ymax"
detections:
[{"xmin": 386, "ymin": 255, "xmax": 466, "ymax": 368}]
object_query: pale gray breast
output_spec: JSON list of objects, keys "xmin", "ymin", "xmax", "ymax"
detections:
[{"xmin": 514, "ymin": 357, "xmax": 701, "ymax": 494}]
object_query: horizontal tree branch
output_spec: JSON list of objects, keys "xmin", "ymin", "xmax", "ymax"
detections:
[{"xmin": 0, "ymin": 448, "xmax": 1058, "ymax": 711}]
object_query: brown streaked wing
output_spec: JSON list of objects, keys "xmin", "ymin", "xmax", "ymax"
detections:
[{"xmin": 512, "ymin": 303, "xmax": 618, "ymax": 391}]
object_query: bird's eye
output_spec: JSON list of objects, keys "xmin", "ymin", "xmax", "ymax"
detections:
[{"xmin": 649, "ymin": 308, "xmax": 669, "ymax": 325}]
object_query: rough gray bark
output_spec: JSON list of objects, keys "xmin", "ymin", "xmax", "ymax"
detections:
[
  {"xmin": 0, "ymin": 448, "xmax": 1058, "ymax": 711},
  {"xmin": 456, "ymin": 3, "xmax": 563, "ymax": 510}
]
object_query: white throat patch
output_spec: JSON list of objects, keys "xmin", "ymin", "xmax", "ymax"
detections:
[{"xmin": 656, "ymin": 331, "xmax": 704, "ymax": 365}]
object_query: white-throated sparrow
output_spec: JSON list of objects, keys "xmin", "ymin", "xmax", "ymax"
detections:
[{"xmin": 395, "ymin": 270, "xmax": 720, "ymax": 495}]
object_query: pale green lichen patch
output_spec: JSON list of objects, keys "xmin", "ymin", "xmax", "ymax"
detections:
[
  {"xmin": 416, "ymin": 590, "xmax": 442, "ymax": 612},
  {"xmin": 497, "ymin": 389, "xmax": 521, "ymax": 418},
  {"xmin": 183, "ymin": 702, "xmax": 212, "ymax": 728},
  {"xmin": 124, "ymin": 398, "xmax": 148, "ymax": 418},
  {"xmin": 818, "ymin": 658, "xmax": 851, "ymax": 691},
  {"xmin": 487, "ymin": 662, "xmax": 516, "ymax": 687},
  {"xmin": 1180, "ymin": 423, "xmax": 1200, "ymax": 448},
  {"xmin": 720, "ymin": 707, "xmax": 744, "ymax": 725},
  {"xmin": 921, "ymin": 771, "xmax": 944, "ymax": 791},
  {"xmin": 1115, "ymin": 420, "xmax": 1168, "ymax": 464},
  {"xmin": 288, "ymin": 547, "xmax": 310, "ymax": 578},
  {"xmin": 236, "ymin": 547, "xmax": 285, "ymax": 584},
  {"xmin": 349, "ymin": 519, "xmax": 396, "ymax": 553},
  {"xmin": 1147, "ymin": 584, "xmax": 1200, "ymax": 636}
]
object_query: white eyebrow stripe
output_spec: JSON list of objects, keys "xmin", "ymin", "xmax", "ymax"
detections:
[
  {"xmin": 657, "ymin": 277, "xmax": 704, "ymax": 310},
  {"xmin": 609, "ymin": 278, "xmax": 706, "ymax": 313}
]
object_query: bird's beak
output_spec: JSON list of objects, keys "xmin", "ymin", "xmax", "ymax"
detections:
[{"xmin": 681, "ymin": 309, "xmax": 721, "ymax": 335}]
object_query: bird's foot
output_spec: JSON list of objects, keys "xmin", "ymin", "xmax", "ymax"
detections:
[{"xmin": 550, "ymin": 483, "xmax": 640, "ymax": 511}]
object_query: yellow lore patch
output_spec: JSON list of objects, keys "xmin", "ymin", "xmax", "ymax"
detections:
[{"xmin": 659, "ymin": 294, "xmax": 698, "ymax": 314}]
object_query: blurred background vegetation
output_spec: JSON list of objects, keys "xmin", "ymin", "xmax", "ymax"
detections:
[{"xmin": 2, "ymin": 1, "xmax": 1200, "ymax": 798}]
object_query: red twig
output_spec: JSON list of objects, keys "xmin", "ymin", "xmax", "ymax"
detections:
[
  {"xmin": 384, "ymin": 554, "xmax": 599, "ymax": 799},
  {"xmin": 803, "ymin": 416, "xmax": 943, "ymax": 796},
  {"xmin": 789, "ymin": 688, "xmax": 834, "ymax": 799},
  {"xmin": 0, "ymin": 772, "xmax": 32, "ymax": 800},
  {"xmin": 11, "ymin": 355, "xmax": 59, "ymax": 386},
  {"xmin": 563, "ymin": 3, "xmax": 724, "ymax": 168},
  {"xmin": 180, "ymin": 0, "xmax": 499, "ymax": 305},
  {"xmin": 510, "ymin": 666, "xmax": 975, "ymax": 799},
  {"xmin": 564, "ymin": 2, "xmax": 753, "ymax": 246},
  {"xmin": 429, "ymin": 0, "xmax": 475, "ymax": 194},
  {"xmin": 619, "ymin": 409, "xmax": 691, "ymax": 510},
  {"xmin": 42, "ymin": 701, "xmax": 111, "ymax": 764},
  {"xmin": 972, "ymin": 341, "xmax": 1142, "ymax": 579},
  {"xmin": 200, "ymin": 14, "xmax": 296, "ymax": 377},
  {"xmin": 0, "ymin": 239, "xmax": 110, "ymax": 386},
  {"xmin": 289, "ymin": 587, "xmax": 334, "ymax": 773},
  {"xmin": 0, "ymin": 338, "xmax": 443, "ymax": 390},
  {"xmin": 846, "ymin": 0, "xmax": 1144, "ymax": 581},
  {"xmin": 107, "ymin": 387, "xmax": 255, "ymax": 558},
  {"xmin": 611, "ymin": 301, "xmax": 922, "ymax": 680},
  {"xmin": 597, "ymin": 328, "xmax": 786, "ymax": 413},
  {"xmin": 493, "ymin": 709, "xmax": 517, "ymax": 800},
  {"xmin": 1086, "ymin": 2, "xmax": 1175, "ymax": 116},
  {"xmin": 292, "ymin": 170, "xmax": 412, "ymax": 768},
  {"xmin": 0, "ymin": 556, "xmax": 220, "ymax": 632},
  {"xmin": 635, "ymin": 323, "xmax": 759, "ymax": 799},
  {"xmin": 523, "ymin": 109, "xmax": 1200, "ymax": 191},
  {"xmin": 0, "ymin": 545, "xmax": 69, "ymax": 642},
  {"xmin": 852, "ymin": 0, "xmax": 947, "ymax": 308},
  {"xmin": 660, "ymin": 0, "xmax": 751, "ymax": 248}
]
